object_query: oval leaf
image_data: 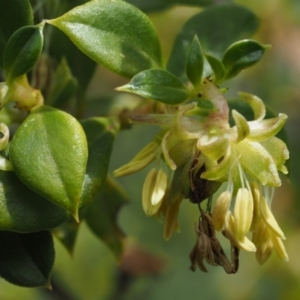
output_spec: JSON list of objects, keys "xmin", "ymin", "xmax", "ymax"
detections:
[
  {"xmin": 80, "ymin": 117, "xmax": 119, "ymax": 208},
  {"xmin": 186, "ymin": 35, "xmax": 204, "ymax": 88},
  {"xmin": 85, "ymin": 177, "xmax": 129, "ymax": 259},
  {"xmin": 117, "ymin": 69, "xmax": 190, "ymax": 105},
  {"xmin": 9, "ymin": 105, "xmax": 88, "ymax": 220},
  {"xmin": 167, "ymin": 3, "xmax": 259, "ymax": 80},
  {"xmin": 0, "ymin": 0, "xmax": 33, "ymax": 69},
  {"xmin": 222, "ymin": 39, "xmax": 270, "ymax": 80},
  {"xmin": 0, "ymin": 231, "xmax": 54, "ymax": 288},
  {"xmin": 47, "ymin": 0, "xmax": 162, "ymax": 78},
  {"xmin": 4, "ymin": 24, "xmax": 44, "ymax": 85},
  {"xmin": 0, "ymin": 170, "xmax": 69, "ymax": 232},
  {"xmin": 204, "ymin": 54, "xmax": 226, "ymax": 83},
  {"xmin": 47, "ymin": 57, "xmax": 78, "ymax": 107}
]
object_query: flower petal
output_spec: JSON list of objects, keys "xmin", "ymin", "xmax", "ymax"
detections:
[
  {"xmin": 234, "ymin": 140, "xmax": 281, "ymax": 187},
  {"xmin": 231, "ymin": 109, "xmax": 250, "ymax": 142},
  {"xmin": 260, "ymin": 196, "xmax": 285, "ymax": 239},
  {"xmin": 260, "ymin": 137, "xmax": 289, "ymax": 174},
  {"xmin": 247, "ymin": 114, "xmax": 287, "ymax": 142},
  {"xmin": 238, "ymin": 92, "xmax": 266, "ymax": 121}
]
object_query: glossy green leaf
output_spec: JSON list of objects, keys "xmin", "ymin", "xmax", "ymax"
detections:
[
  {"xmin": 126, "ymin": 0, "xmax": 214, "ymax": 13},
  {"xmin": 167, "ymin": 3, "xmax": 259, "ymax": 80},
  {"xmin": 205, "ymin": 54, "xmax": 226, "ymax": 83},
  {"xmin": 0, "ymin": 231, "xmax": 54, "ymax": 288},
  {"xmin": 222, "ymin": 40, "xmax": 270, "ymax": 80},
  {"xmin": 80, "ymin": 117, "xmax": 119, "ymax": 208},
  {"xmin": 117, "ymin": 69, "xmax": 190, "ymax": 105},
  {"xmin": 47, "ymin": 0, "xmax": 162, "ymax": 78},
  {"xmin": 4, "ymin": 24, "xmax": 44, "ymax": 85},
  {"xmin": 85, "ymin": 177, "xmax": 129, "ymax": 259},
  {"xmin": 186, "ymin": 35, "xmax": 204, "ymax": 88},
  {"xmin": 0, "ymin": 170, "xmax": 69, "ymax": 232},
  {"xmin": 0, "ymin": 0, "xmax": 33, "ymax": 69},
  {"xmin": 52, "ymin": 219, "xmax": 80, "ymax": 255},
  {"xmin": 47, "ymin": 57, "xmax": 78, "ymax": 107},
  {"xmin": 9, "ymin": 105, "xmax": 88, "ymax": 220}
]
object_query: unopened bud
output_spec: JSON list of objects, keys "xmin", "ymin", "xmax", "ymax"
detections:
[
  {"xmin": 142, "ymin": 168, "xmax": 167, "ymax": 216},
  {"xmin": 255, "ymin": 238, "xmax": 273, "ymax": 265},
  {"xmin": 233, "ymin": 188, "xmax": 254, "ymax": 238},
  {"xmin": 212, "ymin": 191, "xmax": 231, "ymax": 231}
]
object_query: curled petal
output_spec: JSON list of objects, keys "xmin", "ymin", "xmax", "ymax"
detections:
[
  {"xmin": 0, "ymin": 123, "xmax": 9, "ymax": 151},
  {"xmin": 260, "ymin": 197, "xmax": 285, "ymax": 239},
  {"xmin": 234, "ymin": 140, "xmax": 281, "ymax": 187},
  {"xmin": 162, "ymin": 131, "xmax": 177, "ymax": 170},
  {"xmin": 238, "ymin": 92, "xmax": 266, "ymax": 121},
  {"xmin": 247, "ymin": 114, "xmax": 287, "ymax": 142},
  {"xmin": 197, "ymin": 134, "xmax": 228, "ymax": 161},
  {"xmin": 201, "ymin": 146, "xmax": 235, "ymax": 181},
  {"xmin": 231, "ymin": 110, "xmax": 250, "ymax": 143},
  {"xmin": 260, "ymin": 137, "xmax": 289, "ymax": 175},
  {"xmin": 113, "ymin": 153, "xmax": 155, "ymax": 177}
]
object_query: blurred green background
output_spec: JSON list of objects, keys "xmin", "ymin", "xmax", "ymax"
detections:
[{"xmin": 1, "ymin": 0, "xmax": 300, "ymax": 299}]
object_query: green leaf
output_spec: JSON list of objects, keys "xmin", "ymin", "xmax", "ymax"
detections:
[
  {"xmin": 52, "ymin": 219, "xmax": 80, "ymax": 255},
  {"xmin": 197, "ymin": 98, "xmax": 217, "ymax": 112},
  {"xmin": 117, "ymin": 69, "xmax": 190, "ymax": 105},
  {"xmin": 9, "ymin": 105, "xmax": 88, "ymax": 221},
  {"xmin": 167, "ymin": 3, "xmax": 259, "ymax": 80},
  {"xmin": 0, "ymin": 0, "xmax": 33, "ymax": 69},
  {"xmin": 126, "ymin": 0, "xmax": 214, "ymax": 13},
  {"xmin": 185, "ymin": 35, "xmax": 204, "ymax": 88},
  {"xmin": 222, "ymin": 39, "xmax": 270, "ymax": 80},
  {"xmin": 46, "ymin": 57, "xmax": 78, "ymax": 108},
  {"xmin": 204, "ymin": 54, "xmax": 226, "ymax": 83},
  {"xmin": 80, "ymin": 117, "xmax": 119, "ymax": 208},
  {"xmin": 4, "ymin": 24, "xmax": 44, "ymax": 85},
  {"xmin": 47, "ymin": 0, "xmax": 162, "ymax": 78},
  {"xmin": 0, "ymin": 231, "xmax": 54, "ymax": 288},
  {"xmin": 85, "ymin": 177, "xmax": 128, "ymax": 259},
  {"xmin": 0, "ymin": 170, "xmax": 69, "ymax": 232}
]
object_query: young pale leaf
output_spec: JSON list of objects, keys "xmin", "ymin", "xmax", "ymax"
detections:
[
  {"xmin": 0, "ymin": 231, "xmax": 54, "ymax": 288},
  {"xmin": 205, "ymin": 54, "xmax": 226, "ymax": 83},
  {"xmin": 0, "ymin": 0, "xmax": 33, "ymax": 69},
  {"xmin": 80, "ymin": 117, "xmax": 119, "ymax": 208},
  {"xmin": 222, "ymin": 40, "xmax": 270, "ymax": 80},
  {"xmin": 9, "ymin": 105, "xmax": 88, "ymax": 221},
  {"xmin": 186, "ymin": 35, "xmax": 204, "ymax": 88},
  {"xmin": 85, "ymin": 177, "xmax": 129, "ymax": 259},
  {"xmin": 117, "ymin": 69, "xmax": 190, "ymax": 105},
  {"xmin": 0, "ymin": 171, "xmax": 69, "ymax": 232},
  {"xmin": 4, "ymin": 24, "xmax": 44, "ymax": 85},
  {"xmin": 167, "ymin": 3, "xmax": 259, "ymax": 80},
  {"xmin": 47, "ymin": 57, "xmax": 78, "ymax": 107},
  {"xmin": 47, "ymin": 0, "xmax": 162, "ymax": 78}
]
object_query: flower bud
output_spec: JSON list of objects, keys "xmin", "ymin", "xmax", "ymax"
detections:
[
  {"xmin": 255, "ymin": 238, "xmax": 273, "ymax": 265},
  {"xmin": 233, "ymin": 188, "xmax": 254, "ymax": 238},
  {"xmin": 142, "ymin": 168, "xmax": 167, "ymax": 216},
  {"xmin": 212, "ymin": 191, "xmax": 231, "ymax": 231}
]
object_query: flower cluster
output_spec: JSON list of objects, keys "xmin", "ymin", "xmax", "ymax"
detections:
[{"xmin": 114, "ymin": 79, "xmax": 289, "ymax": 268}]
